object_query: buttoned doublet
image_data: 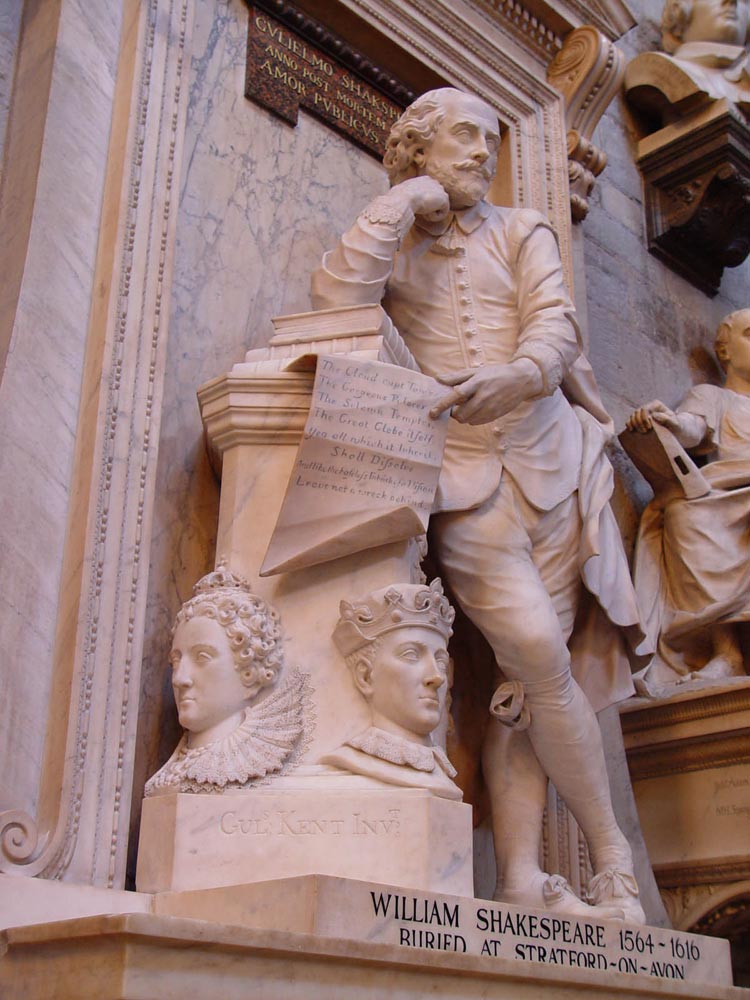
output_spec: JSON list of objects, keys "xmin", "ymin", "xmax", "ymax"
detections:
[{"xmin": 312, "ymin": 199, "xmax": 641, "ymax": 707}]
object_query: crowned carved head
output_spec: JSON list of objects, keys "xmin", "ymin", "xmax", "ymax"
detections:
[
  {"xmin": 169, "ymin": 564, "xmax": 284, "ymax": 746},
  {"xmin": 383, "ymin": 88, "xmax": 501, "ymax": 209},
  {"xmin": 333, "ymin": 579, "xmax": 455, "ymax": 740},
  {"xmin": 661, "ymin": 0, "xmax": 750, "ymax": 52}
]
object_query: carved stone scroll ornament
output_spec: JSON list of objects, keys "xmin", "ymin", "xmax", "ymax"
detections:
[
  {"xmin": 144, "ymin": 564, "xmax": 309, "ymax": 795},
  {"xmin": 321, "ymin": 579, "xmax": 462, "ymax": 801},
  {"xmin": 547, "ymin": 25, "xmax": 626, "ymax": 221}
]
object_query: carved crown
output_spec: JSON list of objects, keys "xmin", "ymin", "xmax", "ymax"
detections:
[
  {"xmin": 333, "ymin": 579, "xmax": 455, "ymax": 656},
  {"xmin": 192, "ymin": 560, "xmax": 252, "ymax": 597}
]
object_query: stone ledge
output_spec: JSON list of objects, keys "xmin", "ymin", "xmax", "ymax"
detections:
[{"xmin": 0, "ymin": 910, "xmax": 742, "ymax": 1000}]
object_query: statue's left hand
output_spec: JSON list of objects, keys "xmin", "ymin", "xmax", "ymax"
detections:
[{"xmin": 429, "ymin": 361, "xmax": 542, "ymax": 424}]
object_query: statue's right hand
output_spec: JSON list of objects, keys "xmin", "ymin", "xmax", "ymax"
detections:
[
  {"xmin": 626, "ymin": 400, "xmax": 680, "ymax": 434},
  {"xmin": 389, "ymin": 177, "xmax": 450, "ymax": 220}
]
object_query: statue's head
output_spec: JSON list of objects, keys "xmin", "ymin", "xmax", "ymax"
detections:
[
  {"xmin": 661, "ymin": 0, "xmax": 749, "ymax": 53},
  {"xmin": 383, "ymin": 88, "xmax": 501, "ymax": 210},
  {"xmin": 333, "ymin": 579, "xmax": 455, "ymax": 739},
  {"xmin": 715, "ymin": 308, "xmax": 750, "ymax": 374},
  {"xmin": 169, "ymin": 565, "xmax": 283, "ymax": 744}
]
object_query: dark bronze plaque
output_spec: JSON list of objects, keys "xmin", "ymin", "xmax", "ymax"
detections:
[{"xmin": 246, "ymin": 6, "xmax": 404, "ymax": 157}]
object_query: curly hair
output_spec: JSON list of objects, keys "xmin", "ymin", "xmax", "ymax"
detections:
[
  {"xmin": 661, "ymin": 0, "xmax": 694, "ymax": 52},
  {"xmin": 173, "ymin": 570, "xmax": 283, "ymax": 692},
  {"xmin": 383, "ymin": 89, "xmax": 449, "ymax": 185}
]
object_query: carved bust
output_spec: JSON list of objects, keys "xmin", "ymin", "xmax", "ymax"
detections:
[
  {"xmin": 145, "ymin": 564, "xmax": 305, "ymax": 795},
  {"xmin": 321, "ymin": 579, "xmax": 462, "ymax": 800},
  {"xmin": 625, "ymin": 0, "xmax": 750, "ymax": 123}
]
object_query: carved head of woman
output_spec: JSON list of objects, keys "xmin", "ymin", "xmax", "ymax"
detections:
[{"xmin": 169, "ymin": 565, "xmax": 284, "ymax": 746}]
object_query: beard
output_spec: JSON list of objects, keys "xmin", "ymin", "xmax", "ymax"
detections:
[{"xmin": 423, "ymin": 159, "xmax": 492, "ymax": 209}]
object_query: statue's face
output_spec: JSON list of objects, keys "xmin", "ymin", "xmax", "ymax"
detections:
[
  {"xmin": 418, "ymin": 92, "xmax": 500, "ymax": 210},
  {"xmin": 366, "ymin": 626, "xmax": 449, "ymax": 738},
  {"xmin": 170, "ymin": 616, "xmax": 250, "ymax": 736},
  {"xmin": 682, "ymin": 0, "xmax": 750, "ymax": 45},
  {"xmin": 724, "ymin": 317, "xmax": 750, "ymax": 379}
]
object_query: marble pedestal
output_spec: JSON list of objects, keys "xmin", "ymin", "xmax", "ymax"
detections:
[
  {"xmin": 0, "ymin": 877, "xmax": 740, "ymax": 1000},
  {"xmin": 621, "ymin": 680, "xmax": 750, "ymax": 930},
  {"xmin": 136, "ymin": 784, "xmax": 473, "ymax": 896}
]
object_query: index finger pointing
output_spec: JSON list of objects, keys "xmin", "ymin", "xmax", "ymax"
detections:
[{"xmin": 430, "ymin": 387, "xmax": 465, "ymax": 419}]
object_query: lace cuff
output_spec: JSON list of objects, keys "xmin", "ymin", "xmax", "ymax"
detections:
[
  {"xmin": 513, "ymin": 344, "xmax": 565, "ymax": 396},
  {"xmin": 360, "ymin": 196, "xmax": 415, "ymax": 240}
]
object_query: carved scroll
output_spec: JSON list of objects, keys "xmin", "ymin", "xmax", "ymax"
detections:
[{"xmin": 547, "ymin": 26, "xmax": 626, "ymax": 221}]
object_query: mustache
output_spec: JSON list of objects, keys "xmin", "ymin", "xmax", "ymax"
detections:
[{"xmin": 455, "ymin": 160, "xmax": 491, "ymax": 179}]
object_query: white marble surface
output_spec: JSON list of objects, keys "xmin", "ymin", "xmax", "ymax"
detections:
[
  {"xmin": 1, "ymin": 909, "xmax": 744, "ymax": 1000},
  {"xmin": 0, "ymin": 0, "xmax": 22, "ymax": 173},
  {"xmin": 0, "ymin": 0, "xmax": 124, "ymax": 823},
  {"xmin": 133, "ymin": 0, "xmax": 389, "ymax": 836},
  {"xmin": 136, "ymin": 786, "xmax": 474, "ymax": 895}
]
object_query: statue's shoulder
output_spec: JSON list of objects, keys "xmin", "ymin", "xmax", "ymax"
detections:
[{"xmin": 493, "ymin": 206, "xmax": 557, "ymax": 252}]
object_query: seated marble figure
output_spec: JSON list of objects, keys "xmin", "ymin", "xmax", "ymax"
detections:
[
  {"xmin": 321, "ymin": 578, "xmax": 462, "ymax": 801},
  {"xmin": 625, "ymin": 0, "xmax": 750, "ymax": 123},
  {"xmin": 626, "ymin": 308, "xmax": 750, "ymax": 693},
  {"xmin": 145, "ymin": 564, "xmax": 305, "ymax": 794}
]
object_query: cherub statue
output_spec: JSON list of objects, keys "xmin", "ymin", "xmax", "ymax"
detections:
[
  {"xmin": 626, "ymin": 308, "xmax": 750, "ymax": 693},
  {"xmin": 145, "ymin": 564, "xmax": 305, "ymax": 795},
  {"xmin": 321, "ymin": 578, "xmax": 461, "ymax": 801}
]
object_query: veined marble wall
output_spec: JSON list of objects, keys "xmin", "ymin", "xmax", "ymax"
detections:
[
  {"xmin": 0, "ymin": 0, "xmax": 23, "ymax": 173},
  {"xmin": 130, "ymin": 0, "xmax": 389, "ymax": 867},
  {"xmin": 0, "ymin": 0, "xmax": 127, "ymax": 823}
]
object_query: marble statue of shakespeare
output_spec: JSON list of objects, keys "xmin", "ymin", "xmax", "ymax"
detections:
[
  {"xmin": 627, "ymin": 309, "xmax": 750, "ymax": 692},
  {"xmin": 311, "ymin": 87, "xmax": 647, "ymax": 921}
]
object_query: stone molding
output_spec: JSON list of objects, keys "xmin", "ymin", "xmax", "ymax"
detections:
[
  {"xmin": 547, "ymin": 25, "xmax": 625, "ymax": 221},
  {"xmin": 249, "ymin": 0, "xmax": 416, "ymax": 106},
  {"xmin": 622, "ymin": 687, "xmax": 750, "ymax": 735},
  {"xmin": 198, "ymin": 371, "xmax": 314, "ymax": 471},
  {"xmin": 626, "ymin": 730, "xmax": 750, "ymax": 781},
  {"xmin": 0, "ymin": 0, "xmax": 191, "ymax": 887},
  {"xmin": 632, "ymin": 103, "xmax": 750, "ymax": 296}
]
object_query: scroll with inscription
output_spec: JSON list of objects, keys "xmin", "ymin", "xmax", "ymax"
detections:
[{"xmin": 260, "ymin": 356, "xmax": 449, "ymax": 576}]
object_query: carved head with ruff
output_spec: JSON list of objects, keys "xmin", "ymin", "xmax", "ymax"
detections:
[{"xmin": 170, "ymin": 564, "xmax": 284, "ymax": 744}]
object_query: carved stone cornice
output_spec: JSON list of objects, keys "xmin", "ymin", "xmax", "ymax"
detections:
[
  {"xmin": 622, "ymin": 686, "xmax": 750, "ymax": 736},
  {"xmin": 632, "ymin": 102, "xmax": 750, "ymax": 296},
  {"xmin": 655, "ymin": 857, "xmax": 750, "ymax": 890},
  {"xmin": 199, "ymin": 371, "xmax": 314, "ymax": 470},
  {"xmin": 472, "ymin": 0, "xmax": 636, "ymax": 55},
  {"xmin": 249, "ymin": 0, "xmax": 416, "ymax": 106},
  {"xmin": 626, "ymin": 728, "xmax": 750, "ymax": 781},
  {"xmin": 547, "ymin": 25, "xmax": 625, "ymax": 221}
]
